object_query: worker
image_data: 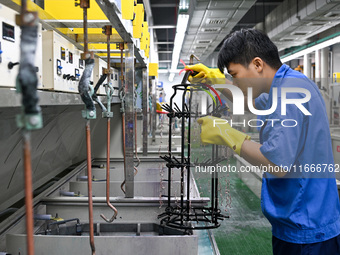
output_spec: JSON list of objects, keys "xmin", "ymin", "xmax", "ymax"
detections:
[
  {"xmin": 159, "ymin": 92, "xmax": 164, "ymax": 103},
  {"xmin": 187, "ymin": 28, "xmax": 340, "ymax": 255}
]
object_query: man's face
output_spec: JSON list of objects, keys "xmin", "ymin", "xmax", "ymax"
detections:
[{"xmin": 227, "ymin": 62, "xmax": 264, "ymax": 99}]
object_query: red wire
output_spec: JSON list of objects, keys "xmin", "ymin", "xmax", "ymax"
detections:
[
  {"xmin": 202, "ymin": 84, "xmax": 223, "ymax": 105},
  {"xmin": 179, "ymin": 66, "xmax": 223, "ymax": 106},
  {"xmin": 179, "ymin": 68, "xmax": 193, "ymax": 75}
]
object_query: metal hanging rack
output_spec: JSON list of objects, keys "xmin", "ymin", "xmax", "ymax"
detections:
[{"xmin": 158, "ymin": 69, "xmax": 228, "ymax": 231}]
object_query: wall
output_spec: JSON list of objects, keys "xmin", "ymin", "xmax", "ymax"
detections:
[{"xmin": 0, "ymin": 103, "xmax": 124, "ymax": 211}]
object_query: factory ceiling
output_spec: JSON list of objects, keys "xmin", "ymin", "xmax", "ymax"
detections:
[
  {"xmin": 148, "ymin": 0, "xmax": 340, "ymax": 71},
  {"xmin": 148, "ymin": 0, "xmax": 284, "ymax": 69}
]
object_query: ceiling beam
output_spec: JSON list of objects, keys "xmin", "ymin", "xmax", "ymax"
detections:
[
  {"xmin": 254, "ymin": 2, "xmax": 282, "ymax": 6},
  {"xmin": 151, "ymin": 3, "xmax": 177, "ymax": 8}
]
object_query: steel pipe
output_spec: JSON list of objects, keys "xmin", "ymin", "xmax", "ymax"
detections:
[
  {"xmin": 100, "ymin": 27, "xmax": 118, "ymax": 223},
  {"xmin": 23, "ymin": 132, "xmax": 34, "ymax": 255},
  {"xmin": 85, "ymin": 120, "xmax": 95, "ymax": 255}
]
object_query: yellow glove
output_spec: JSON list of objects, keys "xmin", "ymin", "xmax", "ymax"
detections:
[
  {"xmin": 156, "ymin": 102, "xmax": 162, "ymax": 111},
  {"xmin": 185, "ymin": 63, "xmax": 225, "ymax": 86},
  {"xmin": 197, "ymin": 116, "xmax": 251, "ymax": 155}
]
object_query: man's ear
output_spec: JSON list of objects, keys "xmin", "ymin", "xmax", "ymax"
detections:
[{"xmin": 252, "ymin": 57, "xmax": 264, "ymax": 73}]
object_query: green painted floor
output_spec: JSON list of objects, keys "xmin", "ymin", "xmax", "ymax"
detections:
[{"xmin": 195, "ymin": 158, "xmax": 273, "ymax": 255}]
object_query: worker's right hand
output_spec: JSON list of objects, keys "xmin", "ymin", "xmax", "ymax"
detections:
[
  {"xmin": 185, "ymin": 63, "xmax": 225, "ymax": 85},
  {"xmin": 197, "ymin": 116, "xmax": 251, "ymax": 156}
]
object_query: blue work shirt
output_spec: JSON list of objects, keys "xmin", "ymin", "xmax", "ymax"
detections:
[{"xmin": 255, "ymin": 64, "xmax": 340, "ymax": 244}]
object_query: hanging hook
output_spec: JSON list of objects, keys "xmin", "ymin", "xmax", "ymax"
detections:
[
  {"xmin": 100, "ymin": 25, "xmax": 118, "ymax": 223},
  {"xmin": 189, "ymin": 54, "xmax": 200, "ymax": 65}
]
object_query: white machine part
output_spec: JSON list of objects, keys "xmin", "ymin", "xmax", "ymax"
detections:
[
  {"xmin": 111, "ymin": 68, "xmax": 119, "ymax": 96},
  {"xmin": 0, "ymin": 4, "xmax": 43, "ymax": 88},
  {"xmin": 42, "ymin": 30, "xmax": 83, "ymax": 93},
  {"xmin": 92, "ymin": 57, "xmax": 107, "ymax": 96}
]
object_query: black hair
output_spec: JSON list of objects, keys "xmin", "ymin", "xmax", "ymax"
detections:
[{"xmin": 217, "ymin": 28, "xmax": 282, "ymax": 73}]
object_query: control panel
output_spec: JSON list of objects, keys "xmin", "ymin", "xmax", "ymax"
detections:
[
  {"xmin": 111, "ymin": 68, "xmax": 119, "ymax": 96},
  {"xmin": 42, "ymin": 30, "xmax": 83, "ymax": 93},
  {"xmin": 0, "ymin": 4, "xmax": 43, "ymax": 88}
]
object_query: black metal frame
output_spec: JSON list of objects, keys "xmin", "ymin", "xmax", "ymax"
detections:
[{"xmin": 158, "ymin": 77, "xmax": 228, "ymax": 231}]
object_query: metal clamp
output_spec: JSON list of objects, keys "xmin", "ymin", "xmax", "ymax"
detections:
[
  {"xmin": 82, "ymin": 85, "xmax": 96, "ymax": 119},
  {"xmin": 119, "ymin": 89, "xmax": 125, "ymax": 113},
  {"xmin": 102, "ymin": 82, "xmax": 114, "ymax": 118}
]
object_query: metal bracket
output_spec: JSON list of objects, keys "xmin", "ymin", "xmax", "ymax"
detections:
[
  {"xmin": 16, "ymin": 112, "xmax": 43, "ymax": 130},
  {"xmin": 75, "ymin": 0, "xmax": 90, "ymax": 8},
  {"xmin": 81, "ymin": 51, "xmax": 94, "ymax": 60},
  {"xmin": 102, "ymin": 25, "xmax": 112, "ymax": 36},
  {"xmin": 15, "ymin": 12, "xmax": 38, "ymax": 27},
  {"xmin": 82, "ymin": 85, "xmax": 96, "ymax": 119},
  {"xmin": 102, "ymin": 82, "xmax": 114, "ymax": 118},
  {"xmin": 119, "ymin": 90, "xmax": 125, "ymax": 113},
  {"xmin": 15, "ymin": 72, "xmax": 42, "ymax": 130},
  {"xmin": 103, "ymin": 68, "xmax": 113, "ymax": 75}
]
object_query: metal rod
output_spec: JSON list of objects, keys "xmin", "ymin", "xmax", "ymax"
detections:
[
  {"xmin": 100, "ymin": 117, "xmax": 118, "ymax": 222},
  {"xmin": 120, "ymin": 43, "xmax": 126, "ymax": 194},
  {"xmin": 123, "ymin": 42, "xmax": 135, "ymax": 198},
  {"xmin": 214, "ymin": 96, "xmax": 219, "ymax": 225},
  {"xmin": 23, "ymin": 131, "xmax": 34, "ymax": 255},
  {"xmin": 180, "ymin": 86, "xmax": 186, "ymax": 225},
  {"xmin": 211, "ymin": 105, "xmax": 216, "ymax": 223},
  {"xmin": 106, "ymin": 29, "xmax": 111, "ymax": 83},
  {"xmin": 121, "ymin": 113, "xmax": 126, "ymax": 194},
  {"xmin": 214, "ymin": 139, "xmax": 219, "ymax": 224},
  {"xmin": 167, "ymin": 89, "xmax": 177, "ymax": 208},
  {"xmin": 19, "ymin": 0, "xmax": 41, "ymax": 253},
  {"xmin": 134, "ymin": 112, "xmax": 140, "ymax": 168},
  {"xmin": 21, "ymin": 0, "xmax": 27, "ymax": 15},
  {"xmin": 86, "ymin": 120, "xmax": 95, "ymax": 255},
  {"xmin": 83, "ymin": 8, "xmax": 88, "ymax": 54},
  {"xmin": 100, "ymin": 27, "xmax": 118, "ymax": 222},
  {"xmin": 142, "ymin": 69, "xmax": 148, "ymax": 156},
  {"xmin": 186, "ymin": 88, "xmax": 192, "ymax": 221}
]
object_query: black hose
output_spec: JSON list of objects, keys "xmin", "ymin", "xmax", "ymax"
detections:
[
  {"xmin": 94, "ymin": 74, "xmax": 107, "ymax": 93},
  {"xmin": 78, "ymin": 58, "xmax": 95, "ymax": 112},
  {"xmin": 92, "ymin": 74, "xmax": 108, "ymax": 112},
  {"xmin": 181, "ymin": 71, "xmax": 191, "ymax": 85},
  {"xmin": 0, "ymin": 208, "xmax": 18, "ymax": 218},
  {"xmin": 17, "ymin": 25, "xmax": 40, "ymax": 115},
  {"xmin": 47, "ymin": 218, "xmax": 80, "ymax": 229},
  {"xmin": 33, "ymin": 181, "xmax": 57, "ymax": 196}
]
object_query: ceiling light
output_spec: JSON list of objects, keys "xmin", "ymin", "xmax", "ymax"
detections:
[
  {"xmin": 281, "ymin": 35, "xmax": 340, "ymax": 63},
  {"xmin": 168, "ymin": 14, "xmax": 189, "ymax": 81},
  {"xmin": 179, "ymin": 0, "xmax": 189, "ymax": 13}
]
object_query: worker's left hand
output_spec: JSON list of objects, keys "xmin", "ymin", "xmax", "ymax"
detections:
[
  {"xmin": 185, "ymin": 63, "xmax": 225, "ymax": 85},
  {"xmin": 156, "ymin": 102, "xmax": 162, "ymax": 112},
  {"xmin": 197, "ymin": 116, "xmax": 251, "ymax": 155}
]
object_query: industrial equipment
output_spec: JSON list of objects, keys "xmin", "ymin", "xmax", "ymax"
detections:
[{"xmin": 0, "ymin": 4, "xmax": 43, "ymax": 89}]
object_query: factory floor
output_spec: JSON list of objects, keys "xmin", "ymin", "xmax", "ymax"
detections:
[{"xmin": 195, "ymin": 158, "xmax": 272, "ymax": 255}]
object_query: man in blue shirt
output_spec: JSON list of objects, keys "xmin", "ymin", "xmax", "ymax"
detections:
[{"xmin": 188, "ymin": 28, "xmax": 340, "ymax": 254}]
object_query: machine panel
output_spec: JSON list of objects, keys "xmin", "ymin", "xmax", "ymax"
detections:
[
  {"xmin": 0, "ymin": 4, "xmax": 43, "ymax": 88},
  {"xmin": 42, "ymin": 30, "xmax": 83, "ymax": 93}
]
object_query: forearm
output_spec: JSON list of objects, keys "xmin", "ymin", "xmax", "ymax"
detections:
[{"xmin": 240, "ymin": 139, "xmax": 287, "ymax": 177}]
